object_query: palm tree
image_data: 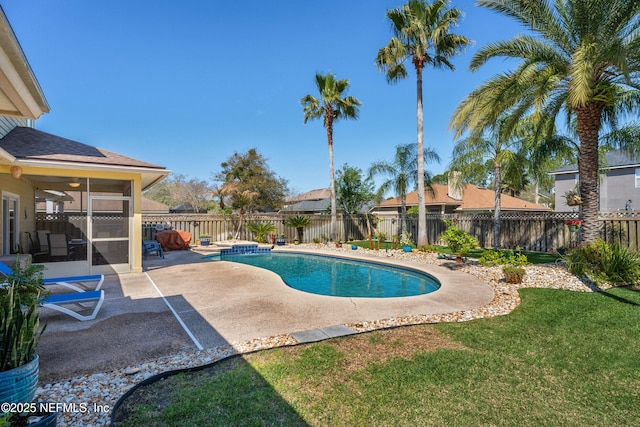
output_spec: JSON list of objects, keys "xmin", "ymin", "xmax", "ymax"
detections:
[
  {"xmin": 450, "ymin": 0, "xmax": 640, "ymax": 244},
  {"xmin": 301, "ymin": 73, "xmax": 361, "ymax": 242},
  {"xmin": 451, "ymin": 116, "xmax": 524, "ymax": 249},
  {"xmin": 368, "ymin": 143, "xmax": 440, "ymax": 237},
  {"xmin": 376, "ymin": 0, "xmax": 469, "ymax": 247}
]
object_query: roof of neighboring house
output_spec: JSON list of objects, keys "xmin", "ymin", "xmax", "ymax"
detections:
[
  {"xmin": 0, "ymin": 127, "xmax": 169, "ymax": 189},
  {"xmin": 378, "ymin": 184, "xmax": 550, "ymax": 212},
  {"xmin": 281, "ymin": 198, "xmax": 330, "ymax": 213},
  {"xmin": 0, "ymin": 7, "xmax": 49, "ymax": 119},
  {"xmin": 550, "ymin": 150, "xmax": 640, "ymax": 175},
  {"xmin": 142, "ymin": 197, "xmax": 170, "ymax": 213},
  {"xmin": 169, "ymin": 203, "xmax": 207, "ymax": 213},
  {"xmin": 287, "ymin": 188, "xmax": 331, "ymax": 202}
]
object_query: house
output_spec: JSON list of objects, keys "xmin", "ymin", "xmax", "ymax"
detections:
[
  {"xmin": 169, "ymin": 203, "xmax": 207, "ymax": 213},
  {"xmin": 280, "ymin": 188, "xmax": 331, "ymax": 214},
  {"xmin": 372, "ymin": 180, "xmax": 550, "ymax": 216},
  {"xmin": 550, "ymin": 150, "xmax": 640, "ymax": 212},
  {"xmin": 0, "ymin": 7, "xmax": 169, "ymax": 276}
]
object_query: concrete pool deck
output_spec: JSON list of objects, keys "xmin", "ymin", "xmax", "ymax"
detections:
[{"xmin": 36, "ymin": 245, "xmax": 494, "ymax": 381}]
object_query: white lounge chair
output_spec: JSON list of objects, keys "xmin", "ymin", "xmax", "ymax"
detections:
[{"xmin": 41, "ymin": 290, "xmax": 104, "ymax": 321}]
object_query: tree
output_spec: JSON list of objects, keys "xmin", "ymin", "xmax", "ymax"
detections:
[
  {"xmin": 301, "ymin": 73, "xmax": 361, "ymax": 241},
  {"xmin": 143, "ymin": 174, "xmax": 212, "ymax": 213},
  {"xmin": 450, "ymin": 0, "xmax": 640, "ymax": 244},
  {"xmin": 335, "ymin": 164, "xmax": 376, "ymax": 214},
  {"xmin": 214, "ymin": 148, "xmax": 289, "ymax": 213},
  {"xmin": 368, "ymin": 143, "xmax": 440, "ymax": 236},
  {"xmin": 376, "ymin": 0, "xmax": 470, "ymax": 247},
  {"xmin": 451, "ymin": 116, "xmax": 525, "ymax": 249}
]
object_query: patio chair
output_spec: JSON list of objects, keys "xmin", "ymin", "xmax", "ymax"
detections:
[
  {"xmin": 25, "ymin": 232, "xmax": 48, "ymax": 262},
  {"xmin": 47, "ymin": 233, "xmax": 70, "ymax": 261},
  {"xmin": 0, "ymin": 261, "xmax": 104, "ymax": 292},
  {"xmin": 41, "ymin": 290, "xmax": 105, "ymax": 321},
  {"xmin": 143, "ymin": 239, "xmax": 164, "ymax": 259}
]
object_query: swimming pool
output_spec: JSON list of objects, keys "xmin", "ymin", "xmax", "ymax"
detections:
[{"xmin": 213, "ymin": 252, "xmax": 440, "ymax": 298}]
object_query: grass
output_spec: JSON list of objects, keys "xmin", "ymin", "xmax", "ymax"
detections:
[
  {"xmin": 114, "ymin": 287, "xmax": 640, "ymax": 426},
  {"xmin": 346, "ymin": 240, "xmax": 561, "ymax": 264}
]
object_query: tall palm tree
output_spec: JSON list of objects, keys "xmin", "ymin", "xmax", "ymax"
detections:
[
  {"xmin": 301, "ymin": 73, "xmax": 361, "ymax": 241},
  {"xmin": 376, "ymin": 0, "xmax": 469, "ymax": 247},
  {"xmin": 450, "ymin": 0, "xmax": 640, "ymax": 244},
  {"xmin": 451, "ymin": 116, "xmax": 524, "ymax": 249},
  {"xmin": 368, "ymin": 143, "xmax": 440, "ymax": 237}
]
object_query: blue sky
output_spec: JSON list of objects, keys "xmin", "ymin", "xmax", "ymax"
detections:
[{"xmin": 3, "ymin": 0, "xmax": 524, "ymax": 195}]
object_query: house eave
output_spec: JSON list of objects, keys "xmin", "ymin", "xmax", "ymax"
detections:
[{"xmin": 0, "ymin": 7, "xmax": 50, "ymax": 119}]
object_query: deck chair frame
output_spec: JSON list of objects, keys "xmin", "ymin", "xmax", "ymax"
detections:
[{"xmin": 41, "ymin": 290, "xmax": 104, "ymax": 321}]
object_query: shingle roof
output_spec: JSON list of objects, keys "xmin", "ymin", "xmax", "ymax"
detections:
[
  {"xmin": 281, "ymin": 198, "xmax": 330, "ymax": 213},
  {"xmin": 0, "ymin": 126, "xmax": 165, "ymax": 169},
  {"xmin": 550, "ymin": 150, "xmax": 640, "ymax": 174},
  {"xmin": 287, "ymin": 188, "xmax": 332, "ymax": 202},
  {"xmin": 379, "ymin": 183, "xmax": 550, "ymax": 211}
]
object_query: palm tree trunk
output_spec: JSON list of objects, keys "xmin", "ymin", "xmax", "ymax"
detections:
[
  {"xmin": 576, "ymin": 103, "xmax": 604, "ymax": 244},
  {"xmin": 326, "ymin": 113, "xmax": 337, "ymax": 242},
  {"xmin": 493, "ymin": 160, "xmax": 502, "ymax": 250},
  {"xmin": 400, "ymin": 195, "xmax": 407, "ymax": 237},
  {"xmin": 415, "ymin": 63, "xmax": 427, "ymax": 247}
]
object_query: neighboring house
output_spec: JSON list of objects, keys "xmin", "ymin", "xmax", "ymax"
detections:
[
  {"xmin": 280, "ymin": 188, "xmax": 331, "ymax": 214},
  {"xmin": 169, "ymin": 203, "xmax": 206, "ymax": 213},
  {"xmin": 372, "ymin": 180, "xmax": 550, "ymax": 216},
  {"xmin": 0, "ymin": 8, "xmax": 169, "ymax": 276},
  {"xmin": 550, "ymin": 150, "xmax": 640, "ymax": 212}
]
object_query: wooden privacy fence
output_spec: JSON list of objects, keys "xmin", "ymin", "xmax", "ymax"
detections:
[{"xmin": 141, "ymin": 211, "xmax": 640, "ymax": 253}]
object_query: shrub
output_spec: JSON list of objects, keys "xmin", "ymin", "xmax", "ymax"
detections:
[
  {"xmin": 479, "ymin": 248, "xmax": 529, "ymax": 267},
  {"xmin": 246, "ymin": 222, "xmax": 276, "ymax": 243},
  {"xmin": 441, "ymin": 220, "xmax": 478, "ymax": 256},
  {"xmin": 565, "ymin": 239, "xmax": 640, "ymax": 286},
  {"xmin": 503, "ymin": 265, "xmax": 526, "ymax": 284}
]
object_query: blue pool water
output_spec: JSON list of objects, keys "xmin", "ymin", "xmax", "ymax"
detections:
[{"xmin": 214, "ymin": 252, "xmax": 440, "ymax": 298}]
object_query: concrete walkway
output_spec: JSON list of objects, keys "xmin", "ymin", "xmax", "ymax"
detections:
[{"xmin": 36, "ymin": 247, "xmax": 493, "ymax": 382}]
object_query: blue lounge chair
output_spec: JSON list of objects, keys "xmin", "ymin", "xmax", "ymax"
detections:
[
  {"xmin": 0, "ymin": 262, "xmax": 104, "ymax": 292},
  {"xmin": 41, "ymin": 290, "xmax": 104, "ymax": 321}
]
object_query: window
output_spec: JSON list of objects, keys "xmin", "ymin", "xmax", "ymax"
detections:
[{"xmin": 636, "ymin": 169, "xmax": 640, "ymax": 188}]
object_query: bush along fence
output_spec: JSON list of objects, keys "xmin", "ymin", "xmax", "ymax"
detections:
[{"xmin": 140, "ymin": 211, "xmax": 640, "ymax": 253}]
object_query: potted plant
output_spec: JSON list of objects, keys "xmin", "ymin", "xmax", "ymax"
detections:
[
  {"xmin": 564, "ymin": 187, "xmax": 582, "ymax": 206},
  {"xmin": 276, "ymin": 234, "xmax": 286, "ymax": 246},
  {"xmin": 0, "ymin": 258, "xmax": 58, "ymax": 426},
  {"xmin": 199, "ymin": 234, "xmax": 211, "ymax": 246},
  {"xmin": 441, "ymin": 220, "xmax": 479, "ymax": 263},
  {"xmin": 565, "ymin": 218, "xmax": 583, "ymax": 233},
  {"xmin": 284, "ymin": 215, "xmax": 312, "ymax": 244},
  {"xmin": 400, "ymin": 232, "xmax": 413, "ymax": 252}
]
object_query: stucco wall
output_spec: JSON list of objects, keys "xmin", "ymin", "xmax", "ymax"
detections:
[
  {"xmin": 555, "ymin": 167, "xmax": 640, "ymax": 212},
  {"xmin": 601, "ymin": 168, "xmax": 640, "ymax": 211}
]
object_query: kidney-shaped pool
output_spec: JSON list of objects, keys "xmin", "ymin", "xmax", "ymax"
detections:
[{"xmin": 209, "ymin": 252, "xmax": 441, "ymax": 298}]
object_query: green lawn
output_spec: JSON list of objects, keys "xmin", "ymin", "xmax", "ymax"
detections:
[{"xmin": 114, "ymin": 287, "xmax": 640, "ymax": 426}]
